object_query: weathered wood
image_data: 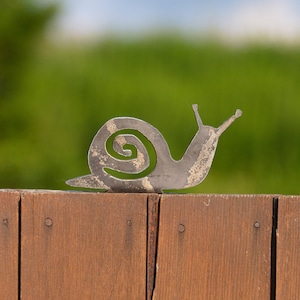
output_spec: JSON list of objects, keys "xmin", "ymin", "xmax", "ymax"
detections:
[
  {"xmin": 21, "ymin": 191, "xmax": 147, "ymax": 299},
  {"xmin": 4, "ymin": 189, "xmax": 300, "ymax": 298},
  {"xmin": 0, "ymin": 190, "xmax": 20, "ymax": 300},
  {"xmin": 153, "ymin": 194, "xmax": 272, "ymax": 299},
  {"xmin": 277, "ymin": 196, "xmax": 300, "ymax": 299},
  {"xmin": 147, "ymin": 194, "xmax": 160, "ymax": 300}
]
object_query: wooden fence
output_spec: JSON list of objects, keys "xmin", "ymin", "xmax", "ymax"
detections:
[{"xmin": 0, "ymin": 190, "xmax": 299, "ymax": 299}]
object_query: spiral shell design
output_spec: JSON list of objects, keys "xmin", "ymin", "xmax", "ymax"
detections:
[
  {"xmin": 89, "ymin": 124, "xmax": 153, "ymax": 178},
  {"xmin": 83, "ymin": 117, "xmax": 170, "ymax": 192}
]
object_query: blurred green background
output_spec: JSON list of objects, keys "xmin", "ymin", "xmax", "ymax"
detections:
[{"xmin": 1, "ymin": 0, "xmax": 299, "ymax": 194}]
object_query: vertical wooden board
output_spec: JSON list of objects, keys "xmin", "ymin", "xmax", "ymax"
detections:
[
  {"xmin": 21, "ymin": 191, "xmax": 147, "ymax": 300},
  {"xmin": 0, "ymin": 190, "xmax": 20, "ymax": 300},
  {"xmin": 147, "ymin": 194, "xmax": 160, "ymax": 300},
  {"xmin": 154, "ymin": 194, "xmax": 272, "ymax": 300},
  {"xmin": 277, "ymin": 196, "xmax": 300, "ymax": 299}
]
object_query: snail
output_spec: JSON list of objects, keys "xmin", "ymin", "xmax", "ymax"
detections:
[{"xmin": 66, "ymin": 104, "xmax": 242, "ymax": 193}]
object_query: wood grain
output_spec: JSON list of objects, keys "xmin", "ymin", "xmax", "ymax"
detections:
[
  {"xmin": 147, "ymin": 194, "xmax": 160, "ymax": 300},
  {"xmin": 0, "ymin": 190, "xmax": 20, "ymax": 300},
  {"xmin": 153, "ymin": 194, "xmax": 272, "ymax": 300},
  {"xmin": 21, "ymin": 191, "xmax": 147, "ymax": 300},
  {"xmin": 277, "ymin": 196, "xmax": 300, "ymax": 299}
]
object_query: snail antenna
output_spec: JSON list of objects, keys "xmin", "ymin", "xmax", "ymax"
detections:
[
  {"xmin": 216, "ymin": 109, "xmax": 242, "ymax": 136},
  {"xmin": 192, "ymin": 104, "xmax": 203, "ymax": 128}
]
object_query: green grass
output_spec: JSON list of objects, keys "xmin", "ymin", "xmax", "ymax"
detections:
[{"xmin": 1, "ymin": 37, "xmax": 300, "ymax": 194}]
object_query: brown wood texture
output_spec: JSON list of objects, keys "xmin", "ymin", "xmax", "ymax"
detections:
[
  {"xmin": 153, "ymin": 194, "xmax": 273, "ymax": 300},
  {"xmin": 147, "ymin": 194, "xmax": 160, "ymax": 300},
  {"xmin": 21, "ymin": 191, "xmax": 147, "ymax": 300},
  {"xmin": 0, "ymin": 190, "xmax": 20, "ymax": 300},
  {"xmin": 277, "ymin": 196, "xmax": 300, "ymax": 299}
]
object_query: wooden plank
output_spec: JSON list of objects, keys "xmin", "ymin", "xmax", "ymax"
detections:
[
  {"xmin": 147, "ymin": 194, "xmax": 160, "ymax": 300},
  {"xmin": 0, "ymin": 190, "xmax": 20, "ymax": 300},
  {"xmin": 277, "ymin": 196, "xmax": 300, "ymax": 299},
  {"xmin": 153, "ymin": 194, "xmax": 272, "ymax": 299},
  {"xmin": 21, "ymin": 191, "xmax": 147, "ymax": 300}
]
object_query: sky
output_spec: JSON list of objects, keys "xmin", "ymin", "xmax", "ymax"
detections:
[{"xmin": 50, "ymin": 0, "xmax": 300, "ymax": 42}]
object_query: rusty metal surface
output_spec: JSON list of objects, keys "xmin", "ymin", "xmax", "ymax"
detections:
[{"xmin": 66, "ymin": 104, "xmax": 242, "ymax": 192}]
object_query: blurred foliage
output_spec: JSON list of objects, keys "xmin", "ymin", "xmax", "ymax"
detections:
[
  {"xmin": 1, "ymin": 30, "xmax": 300, "ymax": 193},
  {"xmin": 0, "ymin": 0, "xmax": 57, "ymax": 97}
]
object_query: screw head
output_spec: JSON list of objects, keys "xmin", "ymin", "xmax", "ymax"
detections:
[
  {"xmin": 45, "ymin": 218, "xmax": 53, "ymax": 227},
  {"xmin": 254, "ymin": 222, "xmax": 260, "ymax": 228},
  {"xmin": 178, "ymin": 224, "xmax": 185, "ymax": 233}
]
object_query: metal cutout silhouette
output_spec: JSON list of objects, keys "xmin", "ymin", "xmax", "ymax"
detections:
[{"xmin": 66, "ymin": 104, "xmax": 242, "ymax": 192}]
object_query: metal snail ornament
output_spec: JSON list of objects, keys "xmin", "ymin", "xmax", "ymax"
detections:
[{"xmin": 66, "ymin": 104, "xmax": 242, "ymax": 193}]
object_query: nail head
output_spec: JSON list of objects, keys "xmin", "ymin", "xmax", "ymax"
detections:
[
  {"xmin": 178, "ymin": 224, "xmax": 185, "ymax": 233},
  {"xmin": 45, "ymin": 218, "xmax": 53, "ymax": 227}
]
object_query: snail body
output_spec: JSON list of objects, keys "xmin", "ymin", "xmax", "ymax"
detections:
[{"xmin": 66, "ymin": 104, "xmax": 242, "ymax": 192}]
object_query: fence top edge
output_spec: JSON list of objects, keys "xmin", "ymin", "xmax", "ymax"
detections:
[{"xmin": 0, "ymin": 189, "xmax": 294, "ymax": 198}]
